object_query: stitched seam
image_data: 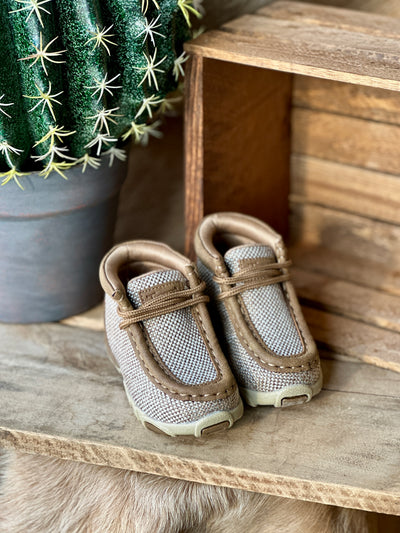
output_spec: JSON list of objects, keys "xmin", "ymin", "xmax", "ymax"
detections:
[
  {"xmin": 229, "ymin": 308, "xmax": 313, "ymax": 370},
  {"xmin": 127, "ymin": 330, "xmax": 236, "ymax": 399},
  {"xmin": 139, "ymin": 281, "xmax": 185, "ymax": 303},
  {"xmin": 141, "ymin": 325, "xmax": 186, "ymax": 385},
  {"xmin": 282, "ymin": 282, "xmax": 307, "ymax": 354},
  {"xmin": 276, "ymin": 243, "xmax": 308, "ymax": 354},
  {"xmin": 237, "ymin": 295, "xmax": 277, "ymax": 357},
  {"xmin": 192, "ymin": 306, "xmax": 223, "ymax": 382}
]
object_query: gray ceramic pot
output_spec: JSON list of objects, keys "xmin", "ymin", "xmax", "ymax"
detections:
[{"xmin": 0, "ymin": 158, "xmax": 127, "ymax": 323}]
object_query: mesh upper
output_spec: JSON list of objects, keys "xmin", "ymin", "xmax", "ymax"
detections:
[
  {"xmin": 197, "ymin": 254, "xmax": 321, "ymax": 393},
  {"xmin": 224, "ymin": 244, "xmax": 304, "ymax": 357},
  {"xmin": 105, "ymin": 271, "xmax": 240, "ymax": 424},
  {"xmin": 127, "ymin": 269, "xmax": 217, "ymax": 385}
]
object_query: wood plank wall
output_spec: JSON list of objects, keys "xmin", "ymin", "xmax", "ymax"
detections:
[
  {"xmin": 289, "ymin": 76, "xmax": 400, "ymax": 374},
  {"xmin": 288, "ymin": 19, "xmax": 400, "ymax": 533},
  {"xmin": 290, "ymin": 77, "xmax": 400, "ymax": 242}
]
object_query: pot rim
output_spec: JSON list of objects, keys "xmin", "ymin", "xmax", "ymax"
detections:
[{"xmin": 0, "ymin": 156, "xmax": 127, "ymax": 218}]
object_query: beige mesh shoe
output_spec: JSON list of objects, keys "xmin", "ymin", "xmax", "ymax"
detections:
[
  {"xmin": 99, "ymin": 240, "xmax": 243, "ymax": 437},
  {"xmin": 195, "ymin": 212, "xmax": 322, "ymax": 408}
]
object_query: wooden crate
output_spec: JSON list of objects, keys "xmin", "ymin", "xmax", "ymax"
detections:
[
  {"xmin": 184, "ymin": 0, "xmax": 400, "ymax": 371},
  {"xmin": 1, "ymin": 0, "xmax": 400, "ymax": 523},
  {"xmin": 184, "ymin": 0, "xmax": 400, "ymax": 251},
  {"xmin": 182, "ymin": 0, "xmax": 400, "ymax": 515}
]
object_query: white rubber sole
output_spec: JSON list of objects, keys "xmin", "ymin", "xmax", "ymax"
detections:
[
  {"xmin": 123, "ymin": 381, "xmax": 244, "ymax": 437},
  {"xmin": 106, "ymin": 343, "xmax": 244, "ymax": 437},
  {"xmin": 241, "ymin": 372, "xmax": 323, "ymax": 408}
]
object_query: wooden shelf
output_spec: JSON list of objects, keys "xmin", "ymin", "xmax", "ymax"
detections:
[{"xmin": 1, "ymin": 272, "xmax": 400, "ymax": 516}]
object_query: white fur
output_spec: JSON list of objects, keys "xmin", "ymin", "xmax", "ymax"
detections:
[{"xmin": 0, "ymin": 450, "xmax": 369, "ymax": 533}]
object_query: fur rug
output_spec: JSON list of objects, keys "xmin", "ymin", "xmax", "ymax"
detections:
[{"xmin": 0, "ymin": 450, "xmax": 371, "ymax": 533}]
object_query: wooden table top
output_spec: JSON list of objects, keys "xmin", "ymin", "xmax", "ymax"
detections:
[{"xmin": 1, "ymin": 310, "xmax": 399, "ymax": 516}]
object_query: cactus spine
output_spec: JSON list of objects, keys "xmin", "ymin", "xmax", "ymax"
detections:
[{"xmin": 1, "ymin": 0, "xmax": 197, "ymax": 187}]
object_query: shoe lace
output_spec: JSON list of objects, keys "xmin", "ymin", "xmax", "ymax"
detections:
[
  {"xmin": 213, "ymin": 260, "xmax": 291, "ymax": 301},
  {"xmin": 118, "ymin": 281, "xmax": 209, "ymax": 329}
]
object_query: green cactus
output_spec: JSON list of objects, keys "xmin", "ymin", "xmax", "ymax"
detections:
[{"xmin": 0, "ymin": 0, "xmax": 198, "ymax": 187}]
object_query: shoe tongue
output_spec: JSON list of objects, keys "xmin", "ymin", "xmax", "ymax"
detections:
[
  {"xmin": 224, "ymin": 244, "xmax": 276, "ymax": 275},
  {"xmin": 223, "ymin": 243, "xmax": 304, "ymax": 357},
  {"xmin": 126, "ymin": 269, "xmax": 188, "ymax": 308}
]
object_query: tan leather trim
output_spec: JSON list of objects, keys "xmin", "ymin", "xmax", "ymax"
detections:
[
  {"xmin": 190, "ymin": 304, "xmax": 229, "ymax": 383},
  {"xmin": 99, "ymin": 240, "xmax": 194, "ymax": 310},
  {"xmin": 236, "ymin": 293, "xmax": 304, "ymax": 358},
  {"xmin": 238, "ymin": 256, "xmax": 274, "ymax": 270},
  {"xmin": 139, "ymin": 280, "xmax": 227, "ymax": 387},
  {"xmin": 100, "ymin": 240, "xmax": 238, "ymax": 402},
  {"xmin": 139, "ymin": 281, "xmax": 186, "ymax": 304},
  {"xmin": 235, "ymin": 256, "xmax": 307, "ymax": 357},
  {"xmin": 237, "ymin": 295, "xmax": 266, "ymax": 352},
  {"xmin": 126, "ymin": 307, "xmax": 237, "ymax": 401},
  {"xmin": 195, "ymin": 212, "xmax": 285, "ymax": 272},
  {"xmin": 194, "ymin": 212, "xmax": 319, "ymax": 373},
  {"xmin": 224, "ymin": 293, "xmax": 317, "ymax": 373},
  {"xmin": 141, "ymin": 325, "xmax": 187, "ymax": 385}
]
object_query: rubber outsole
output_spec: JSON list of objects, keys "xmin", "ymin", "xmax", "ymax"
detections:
[
  {"xmin": 123, "ymin": 381, "xmax": 244, "ymax": 437},
  {"xmin": 240, "ymin": 372, "xmax": 323, "ymax": 408},
  {"xmin": 106, "ymin": 340, "xmax": 244, "ymax": 437}
]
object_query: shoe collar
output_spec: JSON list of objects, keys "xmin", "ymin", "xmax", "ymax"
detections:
[
  {"xmin": 99, "ymin": 240, "xmax": 199, "ymax": 310},
  {"xmin": 195, "ymin": 211, "xmax": 287, "ymax": 274}
]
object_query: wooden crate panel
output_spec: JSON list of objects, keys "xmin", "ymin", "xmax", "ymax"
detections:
[
  {"xmin": 289, "ymin": 243, "xmax": 400, "ymax": 297},
  {"xmin": 289, "ymin": 204, "xmax": 400, "ymax": 269},
  {"xmin": 290, "ymin": 155, "xmax": 400, "ymax": 225},
  {"xmin": 293, "ymin": 77, "xmax": 400, "ymax": 125},
  {"xmin": 292, "ymin": 108, "xmax": 400, "ymax": 174},
  {"xmin": 1, "ymin": 322, "xmax": 399, "ymax": 515},
  {"xmin": 300, "ymin": 0, "xmax": 400, "ymax": 19},
  {"xmin": 260, "ymin": 1, "xmax": 400, "ymax": 38},
  {"xmin": 202, "ymin": 61, "xmax": 291, "ymax": 231},
  {"xmin": 302, "ymin": 306, "xmax": 400, "ymax": 373},
  {"xmin": 292, "ymin": 267, "xmax": 400, "ymax": 332},
  {"xmin": 184, "ymin": 56, "xmax": 292, "ymax": 257},
  {"xmin": 187, "ymin": 1, "xmax": 400, "ymax": 91}
]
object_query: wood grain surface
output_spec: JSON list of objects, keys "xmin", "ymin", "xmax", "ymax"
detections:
[
  {"xmin": 289, "ymin": 203, "xmax": 400, "ymax": 270},
  {"xmin": 1, "ymin": 322, "xmax": 399, "ymax": 515},
  {"xmin": 186, "ymin": 2, "xmax": 400, "ymax": 91},
  {"xmin": 299, "ymin": 0, "xmax": 400, "ymax": 19},
  {"xmin": 290, "ymin": 155, "xmax": 400, "ymax": 225},
  {"xmin": 184, "ymin": 55, "xmax": 205, "ymax": 259},
  {"xmin": 302, "ymin": 307, "xmax": 400, "ymax": 373},
  {"xmin": 292, "ymin": 267, "xmax": 400, "ymax": 332},
  {"xmin": 260, "ymin": 1, "xmax": 400, "ymax": 36},
  {"xmin": 184, "ymin": 56, "xmax": 292, "ymax": 257},
  {"xmin": 293, "ymin": 76, "xmax": 400, "ymax": 125},
  {"xmin": 289, "ymin": 243, "xmax": 400, "ymax": 297},
  {"xmin": 201, "ymin": 61, "xmax": 291, "ymax": 236},
  {"xmin": 292, "ymin": 108, "xmax": 400, "ymax": 175}
]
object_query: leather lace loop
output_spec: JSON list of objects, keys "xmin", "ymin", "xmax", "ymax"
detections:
[
  {"xmin": 118, "ymin": 281, "xmax": 209, "ymax": 329},
  {"xmin": 213, "ymin": 260, "xmax": 292, "ymax": 301}
]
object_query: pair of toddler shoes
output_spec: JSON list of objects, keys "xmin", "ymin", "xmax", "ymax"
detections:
[{"xmin": 99, "ymin": 212, "xmax": 322, "ymax": 437}]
